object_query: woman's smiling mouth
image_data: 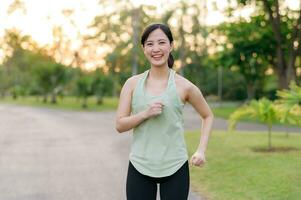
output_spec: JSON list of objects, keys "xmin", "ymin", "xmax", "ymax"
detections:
[{"xmin": 152, "ymin": 54, "xmax": 164, "ymax": 60}]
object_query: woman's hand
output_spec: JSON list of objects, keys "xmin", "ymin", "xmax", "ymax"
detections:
[
  {"xmin": 190, "ymin": 150, "xmax": 206, "ymax": 167},
  {"xmin": 144, "ymin": 102, "xmax": 164, "ymax": 119}
]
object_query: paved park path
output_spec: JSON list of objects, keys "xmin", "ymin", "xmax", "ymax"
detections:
[{"xmin": 0, "ymin": 104, "xmax": 300, "ymax": 200}]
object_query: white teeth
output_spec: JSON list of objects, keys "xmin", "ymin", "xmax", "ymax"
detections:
[{"xmin": 153, "ymin": 55, "xmax": 163, "ymax": 58}]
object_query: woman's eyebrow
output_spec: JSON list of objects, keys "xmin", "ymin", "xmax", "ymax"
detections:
[{"xmin": 146, "ymin": 38, "xmax": 167, "ymax": 43}]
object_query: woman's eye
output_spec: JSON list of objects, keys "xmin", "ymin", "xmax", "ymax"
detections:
[
  {"xmin": 146, "ymin": 43, "xmax": 153, "ymax": 46},
  {"xmin": 159, "ymin": 42, "xmax": 165, "ymax": 44}
]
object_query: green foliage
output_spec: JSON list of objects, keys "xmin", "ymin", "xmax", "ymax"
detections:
[
  {"xmin": 1, "ymin": 1, "xmax": 300, "ymax": 102},
  {"xmin": 32, "ymin": 61, "xmax": 70, "ymax": 103},
  {"xmin": 229, "ymin": 98, "xmax": 278, "ymax": 149},
  {"xmin": 274, "ymin": 103, "xmax": 301, "ymax": 127},
  {"xmin": 92, "ymin": 69, "xmax": 114, "ymax": 104},
  {"xmin": 275, "ymin": 82, "xmax": 301, "ymax": 128},
  {"xmin": 0, "ymin": 66, "xmax": 10, "ymax": 97},
  {"xmin": 184, "ymin": 63, "xmax": 248, "ymax": 100},
  {"xmin": 76, "ymin": 73, "xmax": 94, "ymax": 108},
  {"xmin": 276, "ymin": 82, "xmax": 301, "ymax": 106},
  {"xmin": 229, "ymin": 98, "xmax": 277, "ymax": 130},
  {"xmin": 217, "ymin": 15, "xmax": 275, "ymax": 100}
]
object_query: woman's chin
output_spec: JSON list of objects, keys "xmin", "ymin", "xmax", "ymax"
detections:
[{"xmin": 150, "ymin": 60, "xmax": 168, "ymax": 68}]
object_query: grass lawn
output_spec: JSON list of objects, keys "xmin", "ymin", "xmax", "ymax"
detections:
[
  {"xmin": 185, "ymin": 130, "xmax": 301, "ymax": 200},
  {"xmin": 0, "ymin": 96, "xmax": 119, "ymax": 111}
]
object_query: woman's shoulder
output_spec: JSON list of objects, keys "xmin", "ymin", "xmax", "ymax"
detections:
[{"xmin": 124, "ymin": 72, "xmax": 145, "ymax": 90}]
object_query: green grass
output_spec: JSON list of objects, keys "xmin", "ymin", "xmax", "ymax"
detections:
[
  {"xmin": 185, "ymin": 130, "xmax": 301, "ymax": 200},
  {"xmin": 0, "ymin": 96, "xmax": 119, "ymax": 111},
  {"xmin": 0, "ymin": 97, "xmax": 240, "ymax": 115},
  {"xmin": 212, "ymin": 106, "xmax": 237, "ymax": 119}
]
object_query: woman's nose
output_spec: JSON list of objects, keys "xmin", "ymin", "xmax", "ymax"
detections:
[{"xmin": 152, "ymin": 44, "xmax": 160, "ymax": 52}]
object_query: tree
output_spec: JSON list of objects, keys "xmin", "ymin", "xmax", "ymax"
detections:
[
  {"xmin": 216, "ymin": 15, "xmax": 275, "ymax": 100},
  {"xmin": 32, "ymin": 60, "xmax": 69, "ymax": 103},
  {"xmin": 92, "ymin": 68, "xmax": 113, "ymax": 105},
  {"xmin": 228, "ymin": 0, "xmax": 301, "ymax": 88},
  {"xmin": 1, "ymin": 29, "xmax": 39, "ymax": 99},
  {"xmin": 75, "ymin": 73, "xmax": 93, "ymax": 108},
  {"xmin": 88, "ymin": 2, "xmax": 157, "ymax": 96},
  {"xmin": 0, "ymin": 66, "xmax": 10, "ymax": 98},
  {"xmin": 161, "ymin": 1, "xmax": 213, "ymax": 93},
  {"xmin": 48, "ymin": 63, "xmax": 69, "ymax": 104}
]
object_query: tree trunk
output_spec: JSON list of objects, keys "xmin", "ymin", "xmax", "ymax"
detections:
[
  {"xmin": 287, "ymin": 9, "xmax": 301, "ymax": 85},
  {"xmin": 51, "ymin": 93, "xmax": 57, "ymax": 104},
  {"xmin": 82, "ymin": 97, "xmax": 88, "ymax": 108},
  {"xmin": 246, "ymin": 84, "xmax": 255, "ymax": 101},
  {"xmin": 12, "ymin": 88, "xmax": 17, "ymax": 100},
  {"xmin": 262, "ymin": 0, "xmax": 289, "ymax": 89},
  {"xmin": 287, "ymin": 55, "xmax": 297, "ymax": 84},
  {"xmin": 43, "ymin": 94, "xmax": 48, "ymax": 103},
  {"xmin": 96, "ymin": 96, "xmax": 103, "ymax": 105},
  {"xmin": 218, "ymin": 66, "xmax": 223, "ymax": 107},
  {"xmin": 286, "ymin": 126, "xmax": 289, "ymax": 138},
  {"xmin": 275, "ymin": 48, "xmax": 288, "ymax": 89}
]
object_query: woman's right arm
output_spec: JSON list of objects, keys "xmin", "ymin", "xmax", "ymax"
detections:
[{"xmin": 115, "ymin": 77, "xmax": 163, "ymax": 133}]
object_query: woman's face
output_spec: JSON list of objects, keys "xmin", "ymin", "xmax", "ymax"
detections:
[{"xmin": 143, "ymin": 28, "xmax": 173, "ymax": 68}]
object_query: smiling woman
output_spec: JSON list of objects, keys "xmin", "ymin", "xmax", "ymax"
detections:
[{"xmin": 116, "ymin": 23, "xmax": 214, "ymax": 200}]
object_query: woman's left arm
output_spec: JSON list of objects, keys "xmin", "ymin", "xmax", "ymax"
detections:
[{"xmin": 186, "ymin": 83, "xmax": 214, "ymax": 167}]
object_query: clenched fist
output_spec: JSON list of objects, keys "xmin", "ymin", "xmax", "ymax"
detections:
[
  {"xmin": 190, "ymin": 150, "xmax": 206, "ymax": 167},
  {"xmin": 144, "ymin": 101, "xmax": 164, "ymax": 119}
]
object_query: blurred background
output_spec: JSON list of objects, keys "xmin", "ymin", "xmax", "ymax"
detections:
[
  {"xmin": 1, "ymin": 1, "xmax": 301, "ymax": 200},
  {"xmin": 0, "ymin": 0, "xmax": 300, "ymax": 107}
]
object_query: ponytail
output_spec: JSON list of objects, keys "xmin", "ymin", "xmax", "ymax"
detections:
[{"xmin": 168, "ymin": 53, "xmax": 174, "ymax": 68}]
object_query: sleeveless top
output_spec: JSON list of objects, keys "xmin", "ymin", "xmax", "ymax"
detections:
[{"xmin": 130, "ymin": 69, "xmax": 188, "ymax": 178}]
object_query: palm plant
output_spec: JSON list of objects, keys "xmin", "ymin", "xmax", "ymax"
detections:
[
  {"xmin": 275, "ymin": 82, "xmax": 301, "ymax": 137},
  {"xmin": 274, "ymin": 103, "xmax": 301, "ymax": 137},
  {"xmin": 229, "ymin": 98, "xmax": 278, "ymax": 150},
  {"xmin": 276, "ymin": 81, "xmax": 301, "ymax": 106}
]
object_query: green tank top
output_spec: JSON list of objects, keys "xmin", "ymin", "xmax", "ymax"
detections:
[{"xmin": 130, "ymin": 69, "xmax": 188, "ymax": 177}]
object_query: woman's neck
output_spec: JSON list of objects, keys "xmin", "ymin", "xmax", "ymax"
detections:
[{"xmin": 149, "ymin": 66, "xmax": 170, "ymax": 80}]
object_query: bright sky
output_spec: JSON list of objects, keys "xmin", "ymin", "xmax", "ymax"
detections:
[
  {"xmin": 0, "ymin": 0, "xmax": 101, "ymax": 45},
  {"xmin": 1, "ymin": 0, "xmax": 298, "ymax": 45},
  {"xmin": 0, "ymin": 0, "xmax": 232, "ymax": 46}
]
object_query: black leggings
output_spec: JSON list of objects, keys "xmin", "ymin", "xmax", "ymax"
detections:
[{"xmin": 126, "ymin": 161, "xmax": 190, "ymax": 200}]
